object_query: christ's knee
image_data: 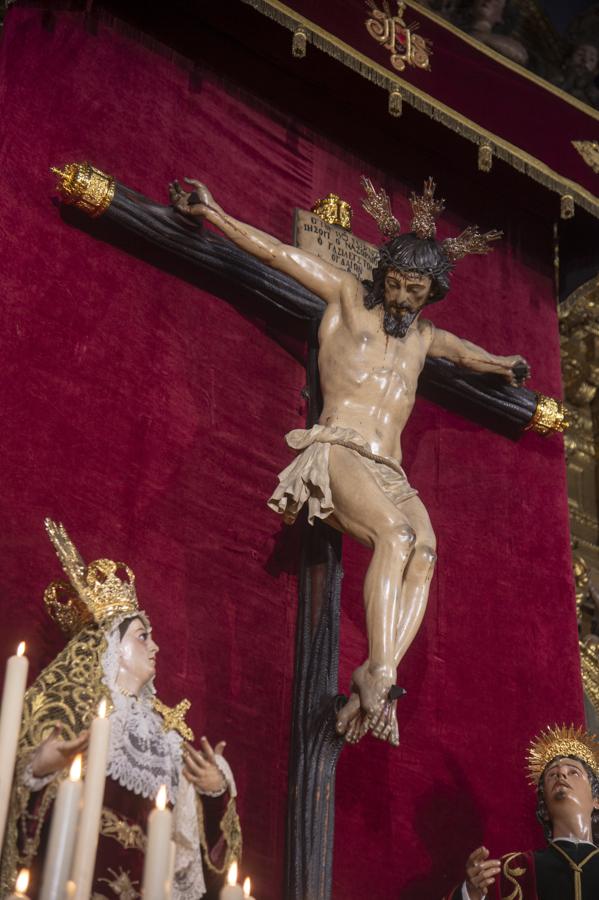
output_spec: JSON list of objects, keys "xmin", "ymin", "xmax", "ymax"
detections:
[
  {"xmin": 411, "ymin": 543, "xmax": 437, "ymax": 573},
  {"xmin": 377, "ymin": 524, "xmax": 416, "ymax": 565}
]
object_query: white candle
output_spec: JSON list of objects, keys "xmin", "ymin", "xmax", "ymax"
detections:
[
  {"xmin": 141, "ymin": 785, "xmax": 172, "ymax": 900},
  {"xmin": 165, "ymin": 838, "xmax": 176, "ymax": 899},
  {"xmin": 39, "ymin": 756, "xmax": 82, "ymax": 900},
  {"xmin": 243, "ymin": 876, "xmax": 256, "ymax": 899},
  {"xmin": 71, "ymin": 699, "xmax": 111, "ymax": 900},
  {"xmin": 220, "ymin": 862, "xmax": 243, "ymax": 900},
  {"xmin": 0, "ymin": 642, "xmax": 29, "ymax": 852},
  {"xmin": 8, "ymin": 867, "xmax": 31, "ymax": 899}
]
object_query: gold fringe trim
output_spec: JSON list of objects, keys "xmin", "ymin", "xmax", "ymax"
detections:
[{"xmin": 240, "ymin": 0, "xmax": 599, "ymax": 219}]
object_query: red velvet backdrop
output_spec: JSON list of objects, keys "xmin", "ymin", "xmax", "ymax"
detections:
[{"xmin": 0, "ymin": 7, "xmax": 583, "ymax": 899}]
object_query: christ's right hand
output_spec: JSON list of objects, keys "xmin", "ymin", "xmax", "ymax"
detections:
[
  {"xmin": 464, "ymin": 846, "xmax": 501, "ymax": 899},
  {"xmin": 169, "ymin": 178, "xmax": 218, "ymax": 218},
  {"xmin": 30, "ymin": 723, "xmax": 89, "ymax": 777}
]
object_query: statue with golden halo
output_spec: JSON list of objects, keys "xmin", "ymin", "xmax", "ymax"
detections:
[
  {"xmin": 446, "ymin": 725, "xmax": 599, "ymax": 900},
  {"xmin": 0, "ymin": 520, "xmax": 241, "ymax": 900},
  {"xmin": 169, "ymin": 175, "xmax": 530, "ymax": 748}
]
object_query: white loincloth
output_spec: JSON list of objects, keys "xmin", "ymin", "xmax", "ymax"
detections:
[{"xmin": 267, "ymin": 424, "xmax": 417, "ymax": 525}]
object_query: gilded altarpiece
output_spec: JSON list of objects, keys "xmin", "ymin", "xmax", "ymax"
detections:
[{"xmin": 561, "ymin": 276, "xmax": 599, "ymax": 730}]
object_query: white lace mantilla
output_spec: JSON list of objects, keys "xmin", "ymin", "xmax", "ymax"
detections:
[
  {"xmin": 102, "ymin": 618, "xmax": 182, "ymax": 805},
  {"xmin": 173, "ymin": 776, "xmax": 206, "ymax": 900}
]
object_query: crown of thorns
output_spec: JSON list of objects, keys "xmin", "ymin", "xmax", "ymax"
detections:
[{"xmin": 360, "ymin": 175, "xmax": 502, "ymax": 262}]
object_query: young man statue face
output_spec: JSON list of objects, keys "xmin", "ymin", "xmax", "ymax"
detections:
[{"xmin": 542, "ymin": 757, "xmax": 599, "ymax": 832}]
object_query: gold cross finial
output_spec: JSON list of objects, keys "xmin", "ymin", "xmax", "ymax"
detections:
[{"xmin": 152, "ymin": 697, "xmax": 195, "ymax": 741}]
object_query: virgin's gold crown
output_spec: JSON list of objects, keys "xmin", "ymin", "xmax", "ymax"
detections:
[
  {"xmin": 44, "ymin": 519, "xmax": 138, "ymax": 636},
  {"xmin": 526, "ymin": 724, "xmax": 599, "ymax": 785}
]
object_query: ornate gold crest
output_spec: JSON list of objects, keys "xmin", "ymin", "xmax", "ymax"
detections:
[
  {"xmin": 311, "ymin": 194, "xmax": 353, "ymax": 231},
  {"xmin": 365, "ymin": 0, "xmax": 432, "ymax": 72}
]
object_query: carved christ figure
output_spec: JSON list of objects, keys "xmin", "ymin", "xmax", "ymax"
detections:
[{"xmin": 170, "ymin": 176, "xmax": 530, "ymax": 747}]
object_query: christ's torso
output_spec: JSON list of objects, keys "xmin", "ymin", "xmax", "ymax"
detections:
[{"xmin": 317, "ymin": 283, "xmax": 431, "ymax": 463}]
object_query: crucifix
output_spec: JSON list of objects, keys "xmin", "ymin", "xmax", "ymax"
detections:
[
  {"xmin": 168, "ymin": 175, "xmax": 530, "ymax": 748},
  {"xmin": 50, "ymin": 161, "xmax": 564, "ymax": 900}
]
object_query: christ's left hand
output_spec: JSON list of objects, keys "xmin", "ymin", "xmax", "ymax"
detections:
[{"xmin": 504, "ymin": 355, "xmax": 530, "ymax": 387}]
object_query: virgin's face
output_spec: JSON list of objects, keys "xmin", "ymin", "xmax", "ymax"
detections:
[{"xmin": 118, "ymin": 617, "xmax": 159, "ymax": 688}]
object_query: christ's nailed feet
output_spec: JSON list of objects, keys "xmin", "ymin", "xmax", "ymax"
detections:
[{"xmin": 336, "ymin": 661, "xmax": 400, "ymax": 746}]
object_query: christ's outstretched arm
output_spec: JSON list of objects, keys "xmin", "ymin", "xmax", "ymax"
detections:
[
  {"xmin": 427, "ymin": 325, "xmax": 530, "ymax": 387},
  {"xmin": 170, "ymin": 178, "xmax": 355, "ymax": 306}
]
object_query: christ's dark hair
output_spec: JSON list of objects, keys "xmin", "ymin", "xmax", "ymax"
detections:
[
  {"xmin": 363, "ymin": 233, "xmax": 453, "ymax": 309},
  {"xmin": 536, "ymin": 756, "xmax": 599, "ymax": 842}
]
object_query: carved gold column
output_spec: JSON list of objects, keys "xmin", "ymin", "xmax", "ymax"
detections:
[
  {"xmin": 561, "ymin": 276, "xmax": 599, "ymax": 729},
  {"xmin": 560, "ymin": 277, "xmax": 599, "ymax": 563}
]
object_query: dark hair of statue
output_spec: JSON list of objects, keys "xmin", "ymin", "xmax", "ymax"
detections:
[
  {"xmin": 118, "ymin": 615, "xmax": 143, "ymax": 640},
  {"xmin": 363, "ymin": 233, "xmax": 453, "ymax": 309},
  {"xmin": 536, "ymin": 756, "xmax": 599, "ymax": 843}
]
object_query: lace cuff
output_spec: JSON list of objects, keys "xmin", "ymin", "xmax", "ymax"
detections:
[
  {"xmin": 197, "ymin": 754, "xmax": 237, "ymax": 798},
  {"xmin": 20, "ymin": 755, "xmax": 57, "ymax": 792}
]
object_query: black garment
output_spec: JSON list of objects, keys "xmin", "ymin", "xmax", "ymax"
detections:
[{"xmin": 535, "ymin": 840, "xmax": 599, "ymax": 900}]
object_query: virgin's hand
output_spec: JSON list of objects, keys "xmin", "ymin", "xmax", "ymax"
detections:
[
  {"xmin": 465, "ymin": 846, "xmax": 500, "ymax": 899},
  {"xmin": 30, "ymin": 724, "xmax": 89, "ymax": 778},
  {"xmin": 182, "ymin": 736, "xmax": 227, "ymax": 794}
]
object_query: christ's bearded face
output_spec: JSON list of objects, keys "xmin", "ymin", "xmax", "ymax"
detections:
[{"xmin": 382, "ymin": 269, "xmax": 433, "ymax": 338}]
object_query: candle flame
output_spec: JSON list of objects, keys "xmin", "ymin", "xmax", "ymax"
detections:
[
  {"xmin": 15, "ymin": 868, "xmax": 29, "ymax": 893},
  {"xmin": 98, "ymin": 698, "xmax": 107, "ymax": 718},
  {"xmin": 70, "ymin": 754, "xmax": 82, "ymax": 782},
  {"xmin": 227, "ymin": 861, "xmax": 238, "ymax": 886},
  {"xmin": 17, "ymin": 642, "xmax": 25, "ymax": 657},
  {"xmin": 65, "ymin": 881, "xmax": 76, "ymax": 899},
  {"xmin": 243, "ymin": 876, "xmax": 251, "ymax": 897},
  {"xmin": 156, "ymin": 784, "xmax": 167, "ymax": 810}
]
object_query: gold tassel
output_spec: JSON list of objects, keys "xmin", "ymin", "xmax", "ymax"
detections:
[
  {"xmin": 388, "ymin": 89, "xmax": 402, "ymax": 117},
  {"xmin": 561, "ymin": 193, "xmax": 575, "ymax": 219},
  {"xmin": 478, "ymin": 143, "xmax": 493, "ymax": 173},
  {"xmin": 292, "ymin": 27, "xmax": 307, "ymax": 58}
]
